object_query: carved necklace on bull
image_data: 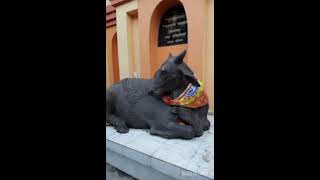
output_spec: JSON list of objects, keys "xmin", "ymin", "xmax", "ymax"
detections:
[{"xmin": 161, "ymin": 50, "xmax": 209, "ymax": 109}]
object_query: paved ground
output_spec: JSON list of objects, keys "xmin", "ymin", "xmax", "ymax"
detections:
[{"xmin": 106, "ymin": 163, "xmax": 137, "ymax": 180}]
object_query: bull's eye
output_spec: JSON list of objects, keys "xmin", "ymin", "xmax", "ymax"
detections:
[{"xmin": 160, "ymin": 70, "xmax": 168, "ymax": 75}]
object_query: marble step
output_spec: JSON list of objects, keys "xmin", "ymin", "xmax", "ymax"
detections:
[{"xmin": 106, "ymin": 115, "xmax": 214, "ymax": 180}]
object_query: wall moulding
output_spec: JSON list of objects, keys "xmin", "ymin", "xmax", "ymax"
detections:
[{"xmin": 110, "ymin": 0, "xmax": 133, "ymax": 7}]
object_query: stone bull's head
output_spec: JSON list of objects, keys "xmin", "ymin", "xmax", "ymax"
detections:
[
  {"xmin": 149, "ymin": 49, "xmax": 209, "ymax": 136},
  {"xmin": 149, "ymin": 50, "xmax": 199, "ymax": 98}
]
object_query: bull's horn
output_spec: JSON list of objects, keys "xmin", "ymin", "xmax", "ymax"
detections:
[{"xmin": 174, "ymin": 49, "xmax": 186, "ymax": 65}]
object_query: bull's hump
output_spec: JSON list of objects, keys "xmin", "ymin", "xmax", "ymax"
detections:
[{"xmin": 121, "ymin": 78, "xmax": 152, "ymax": 104}]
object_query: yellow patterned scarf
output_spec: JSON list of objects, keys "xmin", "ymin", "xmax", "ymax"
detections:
[{"xmin": 162, "ymin": 80, "xmax": 208, "ymax": 109}]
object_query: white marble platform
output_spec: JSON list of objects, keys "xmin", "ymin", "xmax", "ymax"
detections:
[{"xmin": 106, "ymin": 116, "xmax": 214, "ymax": 180}]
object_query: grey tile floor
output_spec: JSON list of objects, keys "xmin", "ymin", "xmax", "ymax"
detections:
[{"xmin": 106, "ymin": 163, "xmax": 137, "ymax": 180}]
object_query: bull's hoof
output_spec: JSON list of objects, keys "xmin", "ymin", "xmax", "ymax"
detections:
[
  {"xmin": 195, "ymin": 131, "xmax": 203, "ymax": 137},
  {"xmin": 182, "ymin": 133, "xmax": 195, "ymax": 139},
  {"xmin": 115, "ymin": 123, "xmax": 129, "ymax": 133},
  {"xmin": 203, "ymin": 119, "xmax": 211, "ymax": 131},
  {"xmin": 116, "ymin": 126, "xmax": 129, "ymax": 133}
]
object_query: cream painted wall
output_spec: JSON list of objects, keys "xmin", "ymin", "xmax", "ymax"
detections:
[
  {"xmin": 106, "ymin": 0, "xmax": 111, "ymax": 6},
  {"xmin": 129, "ymin": 14, "xmax": 141, "ymax": 78},
  {"xmin": 116, "ymin": 0, "xmax": 138, "ymax": 79},
  {"xmin": 205, "ymin": 0, "xmax": 214, "ymax": 112},
  {"xmin": 212, "ymin": 0, "xmax": 214, "ymax": 113}
]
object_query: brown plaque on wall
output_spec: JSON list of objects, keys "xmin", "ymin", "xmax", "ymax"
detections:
[{"xmin": 158, "ymin": 5, "xmax": 188, "ymax": 47}]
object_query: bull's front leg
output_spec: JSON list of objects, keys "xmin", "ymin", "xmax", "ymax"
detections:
[
  {"xmin": 175, "ymin": 107, "xmax": 204, "ymax": 136},
  {"xmin": 150, "ymin": 122, "xmax": 195, "ymax": 139}
]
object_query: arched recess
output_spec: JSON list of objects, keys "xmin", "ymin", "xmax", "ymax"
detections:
[
  {"xmin": 149, "ymin": 0, "xmax": 188, "ymax": 76},
  {"xmin": 111, "ymin": 33, "xmax": 120, "ymax": 83}
]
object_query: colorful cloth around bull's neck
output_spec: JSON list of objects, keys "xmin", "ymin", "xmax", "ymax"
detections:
[{"xmin": 162, "ymin": 80, "xmax": 208, "ymax": 109}]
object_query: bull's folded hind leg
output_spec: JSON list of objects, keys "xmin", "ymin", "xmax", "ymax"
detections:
[
  {"xmin": 150, "ymin": 122, "xmax": 195, "ymax": 139},
  {"xmin": 106, "ymin": 114, "xmax": 129, "ymax": 133},
  {"xmin": 106, "ymin": 90, "xmax": 129, "ymax": 133}
]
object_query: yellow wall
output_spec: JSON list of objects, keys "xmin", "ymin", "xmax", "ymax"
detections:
[
  {"xmin": 115, "ymin": 0, "xmax": 139, "ymax": 79},
  {"xmin": 131, "ymin": 14, "xmax": 141, "ymax": 78},
  {"xmin": 206, "ymin": 0, "xmax": 214, "ymax": 112},
  {"xmin": 127, "ymin": 11, "xmax": 141, "ymax": 78}
]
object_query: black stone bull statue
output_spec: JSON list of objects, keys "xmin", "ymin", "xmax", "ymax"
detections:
[{"xmin": 106, "ymin": 50, "xmax": 210, "ymax": 139}]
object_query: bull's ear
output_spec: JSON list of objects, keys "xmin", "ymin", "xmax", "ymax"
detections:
[
  {"xmin": 178, "ymin": 63, "xmax": 200, "ymax": 87},
  {"xmin": 173, "ymin": 49, "xmax": 186, "ymax": 65}
]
